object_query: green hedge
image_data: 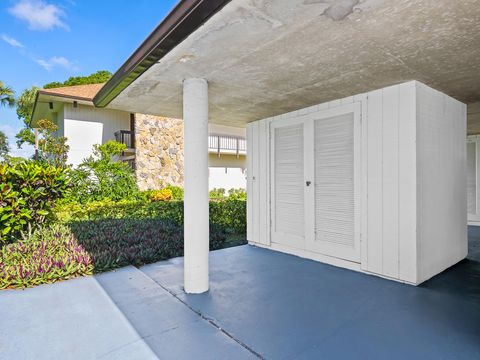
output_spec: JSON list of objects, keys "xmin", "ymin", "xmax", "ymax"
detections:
[
  {"xmin": 55, "ymin": 199, "xmax": 246, "ymax": 235},
  {"xmin": 69, "ymin": 219, "xmax": 226, "ymax": 273}
]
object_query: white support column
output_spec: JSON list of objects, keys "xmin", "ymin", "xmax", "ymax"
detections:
[{"xmin": 183, "ymin": 78, "xmax": 209, "ymax": 294}]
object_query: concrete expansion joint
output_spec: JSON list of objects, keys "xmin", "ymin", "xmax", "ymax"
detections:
[{"xmin": 148, "ymin": 276, "xmax": 264, "ymax": 359}]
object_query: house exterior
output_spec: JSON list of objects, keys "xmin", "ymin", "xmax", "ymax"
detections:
[
  {"xmin": 86, "ymin": 0, "xmax": 478, "ymax": 293},
  {"xmin": 30, "ymin": 84, "xmax": 246, "ymax": 190}
]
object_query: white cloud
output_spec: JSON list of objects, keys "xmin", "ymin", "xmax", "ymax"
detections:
[
  {"xmin": 9, "ymin": 0, "xmax": 68, "ymax": 31},
  {"xmin": 0, "ymin": 31, "xmax": 78, "ymax": 72},
  {"xmin": 1, "ymin": 34, "xmax": 24, "ymax": 48},
  {"xmin": 0, "ymin": 124, "xmax": 34, "ymax": 159},
  {"xmin": 36, "ymin": 56, "xmax": 76, "ymax": 71}
]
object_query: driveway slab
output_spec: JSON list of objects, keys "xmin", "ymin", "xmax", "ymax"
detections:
[
  {"xmin": 142, "ymin": 244, "xmax": 480, "ymax": 359},
  {"xmin": 0, "ymin": 271, "xmax": 157, "ymax": 360}
]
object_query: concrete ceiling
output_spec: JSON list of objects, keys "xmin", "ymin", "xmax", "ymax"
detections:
[{"xmin": 107, "ymin": 0, "xmax": 480, "ymax": 127}]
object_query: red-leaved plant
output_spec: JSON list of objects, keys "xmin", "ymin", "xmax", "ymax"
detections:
[{"xmin": 0, "ymin": 224, "xmax": 92, "ymax": 289}]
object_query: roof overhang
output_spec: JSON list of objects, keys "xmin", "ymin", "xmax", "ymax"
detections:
[
  {"xmin": 93, "ymin": 0, "xmax": 232, "ymax": 108},
  {"xmin": 96, "ymin": 0, "xmax": 480, "ymax": 127},
  {"xmin": 31, "ymin": 91, "xmax": 93, "ymax": 127}
]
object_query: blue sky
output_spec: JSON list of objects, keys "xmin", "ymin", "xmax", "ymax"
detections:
[{"xmin": 0, "ymin": 0, "xmax": 178, "ymax": 157}]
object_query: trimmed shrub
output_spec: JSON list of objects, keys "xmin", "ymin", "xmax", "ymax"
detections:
[
  {"xmin": 210, "ymin": 188, "xmax": 226, "ymax": 199},
  {"xmin": 210, "ymin": 200, "xmax": 246, "ymax": 235},
  {"xmin": 55, "ymin": 199, "xmax": 246, "ymax": 235},
  {"xmin": 164, "ymin": 185, "xmax": 184, "ymax": 200},
  {"xmin": 227, "ymin": 188, "xmax": 246, "ymax": 201},
  {"xmin": 0, "ymin": 224, "xmax": 93, "ymax": 289},
  {"xmin": 69, "ymin": 219, "xmax": 226, "ymax": 273},
  {"xmin": 0, "ymin": 161, "xmax": 70, "ymax": 244},
  {"xmin": 55, "ymin": 199, "xmax": 184, "ymax": 224}
]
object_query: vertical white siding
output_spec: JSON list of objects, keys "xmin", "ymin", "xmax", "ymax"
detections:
[
  {"xmin": 247, "ymin": 119, "xmax": 270, "ymax": 245},
  {"xmin": 381, "ymin": 86, "xmax": 400, "ymax": 279},
  {"xmin": 258, "ymin": 119, "xmax": 270, "ymax": 245},
  {"xmin": 246, "ymin": 122, "xmax": 255, "ymax": 243},
  {"xmin": 416, "ymin": 82, "xmax": 467, "ymax": 283},
  {"xmin": 366, "ymin": 89, "xmax": 384, "ymax": 275},
  {"xmin": 355, "ymin": 93, "xmax": 369, "ymax": 271},
  {"xmin": 398, "ymin": 82, "xmax": 417, "ymax": 283},
  {"xmin": 63, "ymin": 104, "xmax": 131, "ymax": 166},
  {"xmin": 364, "ymin": 83, "xmax": 418, "ymax": 282}
]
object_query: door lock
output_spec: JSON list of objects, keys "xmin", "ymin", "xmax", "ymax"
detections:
[{"xmin": 306, "ymin": 181, "xmax": 311, "ymax": 186}]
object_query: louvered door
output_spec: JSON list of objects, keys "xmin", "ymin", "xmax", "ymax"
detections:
[
  {"xmin": 305, "ymin": 104, "xmax": 361, "ymax": 262},
  {"xmin": 467, "ymin": 139, "xmax": 477, "ymax": 216},
  {"xmin": 270, "ymin": 117, "xmax": 306, "ymax": 248},
  {"xmin": 270, "ymin": 103, "xmax": 361, "ymax": 261},
  {"xmin": 467, "ymin": 136, "xmax": 480, "ymax": 224}
]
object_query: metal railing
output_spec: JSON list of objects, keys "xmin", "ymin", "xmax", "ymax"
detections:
[
  {"xmin": 115, "ymin": 130, "xmax": 245, "ymax": 160},
  {"xmin": 114, "ymin": 130, "xmax": 134, "ymax": 149},
  {"xmin": 126, "ymin": 158, "xmax": 136, "ymax": 170},
  {"xmin": 208, "ymin": 134, "xmax": 246, "ymax": 157}
]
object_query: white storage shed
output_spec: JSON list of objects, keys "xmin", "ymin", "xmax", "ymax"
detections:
[{"xmin": 247, "ymin": 81, "xmax": 467, "ymax": 285}]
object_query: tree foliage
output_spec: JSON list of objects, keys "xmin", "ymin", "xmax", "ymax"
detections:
[
  {"xmin": 14, "ymin": 86, "xmax": 39, "ymax": 149},
  {"xmin": 0, "ymin": 130, "xmax": 9, "ymax": 159},
  {"xmin": 93, "ymin": 140, "xmax": 126, "ymax": 161},
  {"xmin": 36, "ymin": 119, "xmax": 69, "ymax": 168},
  {"xmin": 67, "ymin": 141, "xmax": 138, "ymax": 203},
  {"xmin": 16, "ymin": 86, "xmax": 38, "ymax": 126},
  {"xmin": 0, "ymin": 81, "xmax": 15, "ymax": 108},
  {"xmin": 43, "ymin": 70, "xmax": 112, "ymax": 89},
  {"xmin": 15, "ymin": 128, "xmax": 35, "ymax": 149}
]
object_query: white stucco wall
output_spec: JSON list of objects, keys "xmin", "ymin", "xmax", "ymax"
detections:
[
  {"xmin": 208, "ymin": 124, "xmax": 247, "ymax": 189},
  {"xmin": 63, "ymin": 104, "xmax": 131, "ymax": 166},
  {"xmin": 247, "ymin": 81, "xmax": 466, "ymax": 285},
  {"xmin": 209, "ymin": 167, "xmax": 246, "ymax": 190}
]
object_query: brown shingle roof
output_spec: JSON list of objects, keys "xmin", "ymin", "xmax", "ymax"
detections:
[{"xmin": 39, "ymin": 83, "xmax": 105, "ymax": 101}]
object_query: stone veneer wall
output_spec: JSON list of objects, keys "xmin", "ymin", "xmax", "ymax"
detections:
[{"xmin": 135, "ymin": 114, "xmax": 184, "ymax": 190}]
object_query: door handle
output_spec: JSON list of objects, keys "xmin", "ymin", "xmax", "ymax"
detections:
[{"xmin": 306, "ymin": 181, "xmax": 311, "ymax": 186}]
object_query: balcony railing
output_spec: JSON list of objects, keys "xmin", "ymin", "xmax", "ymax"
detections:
[
  {"xmin": 114, "ymin": 130, "xmax": 134, "ymax": 149},
  {"xmin": 115, "ymin": 130, "xmax": 245, "ymax": 159},
  {"xmin": 208, "ymin": 134, "xmax": 246, "ymax": 157}
]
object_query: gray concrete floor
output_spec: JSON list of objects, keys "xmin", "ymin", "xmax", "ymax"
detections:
[{"xmin": 1, "ymin": 233, "xmax": 480, "ymax": 360}]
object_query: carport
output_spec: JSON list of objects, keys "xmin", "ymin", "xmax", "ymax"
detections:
[{"xmin": 94, "ymin": 0, "xmax": 480, "ymax": 292}]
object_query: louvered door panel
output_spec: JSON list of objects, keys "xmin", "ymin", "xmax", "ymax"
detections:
[
  {"xmin": 467, "ymin": 141, "xmax": 477, "ymax": 215},
  {"xmin": 271, "ymin": 122, "xmax": 305, "ymax": 247},
  {"xmin": 305, "ymin": 103, "xmax": 361, "ymax": 263},
  {"xmin": 315, "ymin": 113, "xmax": 354, "ymax": 247}
]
